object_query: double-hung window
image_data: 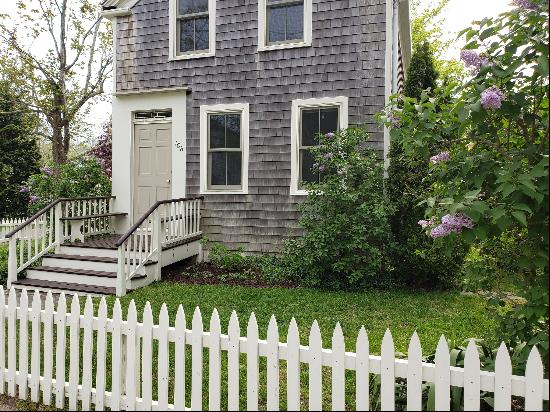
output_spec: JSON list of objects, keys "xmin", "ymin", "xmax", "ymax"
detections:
[
  {"xmin": 200, "ymin": 104, "xmax": 249, "ymax": 194},
  {"xmin": 170, "ymin": 0, "xmax": 215, "ymax": 59},
  {"xmin": 291, "ymin": 97, "xmax": 348, "ymax": 195},
  {"xmin": 258, "ymin": 0, "xmax": 312, "ymax": 51}
]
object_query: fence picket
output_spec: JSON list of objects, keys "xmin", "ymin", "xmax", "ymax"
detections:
[
  {"xmin": 309, "ymin": 320, "xmax": 322, "ymax": 411},
  {"xmin": 175, "ymin": 305, "xmax": 187, "ymax": 411},
  {"xmin": 209, "ymin": 309, "xmax": 221, "ymax": 411},
  {"xmin": 463, "ymin": 339, "xmax": 480, "ymax": 411},
  {"xmin": 0, "ymin": 286, "xmax": 4, "ymax": 395},
  {"xmin": 287, "ymin": 318, "xmax": 300, "ymax": 411},
  {"xmin": 228, "ymin": 311, "xmax": 240, "ymax": 411},
  {"xmin": 406, "ymin": 332, "xmax": 422, "ymax": 411},
  {"xmin": 30, "ymin": 291, "xmax": 41, "ymax": 403},
  {"xmin": 355, "ymin": 326, "xmax": 369, "ymax": 411},
  {"xmin": 7, "ymin": 288, "xmax": 16, "ymax": 397},
  {"xmin": 332, "ymin": 322, "xmax": 345, "ymax": 411},
  {"xmin": 95, "ymin": 297, "xmax": 108, "ymax": 411},
  {"xmin": 247, "ymin": 313, "xmax": 259, "ymax": 411},
  {"xmin": 434, "ymin": 335, "xmax": 451, "ymax": 411},
  {"xmin": 55, "ymin": 293, "xmax": 67, "ymax": 408},
  {"xmin": 111, "ymin": 299, "xmax": 123, "ymax": 411},
  {"xmin": 380, "ymin": 329, "xmax": 395, "ymax": 411},
  {"xmin": 42, "ymin": 291, "xmax": 54, "ymax": 405},
  {"xmin": 141, "ymin": 302, "xmax": 154, "ymax": 411},
  {"xmin": 81, "ymin": 296, "xmax": 94, "ymax": 410},
  {"xmin": 494, "ymin": 342, "xmax": 512, "ymax": 411},
  {"xmin": 525, "ymin": 346, "xmax": 544, "ymax": 411},
  {"xmin": 158, "ymin": 304, "xmax": 170, "ymax": 410},
  {"xmin": 18, "ymin": 289, "xmax": 28, "ymax": 400},
  {"xmin": 191, "ymin": 307, "xmax": 204, "ymax": 411},
  {"xmin": 125, "ymin": 301, "xmax": 138, "ymax": 411},
  {"xmin": 267, "ymin": 315, "xmax": 280, "ymax": 411},
  {"xmin": 68, "ymin": 294, "xmax": 81, "ymax": 410}
]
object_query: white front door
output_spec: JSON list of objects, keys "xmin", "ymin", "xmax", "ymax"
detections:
[{"xmin": 133, "ymin": 122, "xmax": 172, "ymax": 221}]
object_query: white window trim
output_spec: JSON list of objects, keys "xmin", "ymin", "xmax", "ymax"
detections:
[
  {"xmin": 169, "ymin": 0, "xmax": 216, "ymax": 60},
  {"xmin": 200, "ymin": 103, "xmax": 250, "ymax": 195},
  {"xmin": 258, "ymin": 0, "xmax": 312, "ymax": 52},
  {"xmin": 290, "ymin": 96, "xmax": 349, "ymax": 196}
]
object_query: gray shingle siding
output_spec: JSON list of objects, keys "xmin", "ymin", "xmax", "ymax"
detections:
[{"xmin": 115, "ymin": 0, "xmax": 387, "ymax": 253}]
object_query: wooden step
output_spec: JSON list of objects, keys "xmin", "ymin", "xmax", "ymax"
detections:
[
  {"xmin": 46, "ymin": 254, "xmax": 155, "ymax": 266},
  {"xmin": 12, "ymin": 279, "xmax": 115, "ymax": 296}
]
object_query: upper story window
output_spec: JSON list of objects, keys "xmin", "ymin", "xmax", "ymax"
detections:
[
  {"xmin": 258, "ymin": 0, "xmax": 312, "ymax": 51},
  {"xmin": 290, "ymin": 97, "xmax": 348, "ymax": 195},
  {"xmin": 200, "ymin": 103, "xmax": 250, "ymax": 194},
  {"xmin": 169, "ymin": 0, "xmax": 216, "ymax": 60}
]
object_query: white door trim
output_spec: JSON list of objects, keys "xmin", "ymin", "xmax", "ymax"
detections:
[{"xmin": 111, "ymin": 91, "xmax": 187, "ymax": 231}]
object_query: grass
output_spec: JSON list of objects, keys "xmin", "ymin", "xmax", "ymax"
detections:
[{"xmin": 7, "ymin": 281, "xmax": 498, "ymax": 411}]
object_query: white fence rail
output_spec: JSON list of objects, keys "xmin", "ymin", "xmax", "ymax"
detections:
[
  {"xmin": 0, "ymin": 218, "xmax": 31, "ymax": 243},
  {"xmin": 0, "ymin": 287, "xmax": 548, "ymax": 411}
]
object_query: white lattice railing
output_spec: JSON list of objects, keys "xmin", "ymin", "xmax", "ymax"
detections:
[
  {"xmin": 115, "ymin": 197, "xmax": 203, "ymax": 297},
  {"xmin": 0, "ymin": 287, "xmax": 548, "ymax": 411},
  {"xmin": 61, "ymin": 197, "xmax": 116, "ymax": 241},
  {"xmin": 5, "ymin": 196, "xmax": 117, "ymax": 287}
]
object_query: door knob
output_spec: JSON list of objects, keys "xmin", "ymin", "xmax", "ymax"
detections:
[{"xmin": 166, "ymin": 179, "xmax": 171, "ymax": 183}]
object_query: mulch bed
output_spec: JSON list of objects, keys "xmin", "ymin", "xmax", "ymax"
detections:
[{"xmin": 161, "ymin": 259, "xmax": 296, "ymax": 289}]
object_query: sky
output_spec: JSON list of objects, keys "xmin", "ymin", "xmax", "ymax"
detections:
[{"xmin": 0, "ymin": 0, "xmax": 513, "ymax": 140}]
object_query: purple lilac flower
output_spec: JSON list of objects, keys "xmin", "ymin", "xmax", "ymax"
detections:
[
  {"xmin": 430, "ymin": 151, "xmax": 451, "ymax": 164},
  {"xmin": 512, "ymin": 0, "xmax": 537, "ymax": 10},
  {"xmin": 418, "ymin": 220, "xmax": 430, "ymax": 228},
  {"xmin": 481, "ymin": 86, "xmax": 506, "ymax": 109},
  {"xmin": 324, "ymin": 152, "xmax": 334, "ymax": 160},
  {"xmin": 429, "ymin": 213, "xmax": 474, "ymax": 239},
  {"xmin": 325, "ymin": 132, "xmax": 335, "ymax": 139},
  {"xmin": 19, "ymin": 186, "xmax": 30, "ymax": 193},
  {"xmin": 318, "ymin": 164, "xmax": 326, "ymax": 173},
  {"xmin": 460, "ymin": 50, "xmax": 490, "ymax": 73},
  {"xmin": 41, "ymin": 166, "xmax": 53, "ymax": 176},
  {"xmin": 29, "ymin": 195, "xmax": 40, "ymax": 204}
]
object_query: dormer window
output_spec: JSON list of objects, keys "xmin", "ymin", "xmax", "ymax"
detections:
[
  {"xmin": 169, "ymin": 0, "xmax": 216, "ymax": 60},
  {"xmin": 258, "ymin": 0, "xmax": 312, "ymax": 51}
]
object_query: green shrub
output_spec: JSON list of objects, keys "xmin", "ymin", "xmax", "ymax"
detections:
[
  {"xmin": 279, "ymin": 128, "xmax": 395, "ymax": 289},
  {"xmin": 0, "ymin": 243, "xmax": 8, "ymax": 285},
  {"xmin": 23, "ymin": 157, "xmax": 111, "ymax": 212}
]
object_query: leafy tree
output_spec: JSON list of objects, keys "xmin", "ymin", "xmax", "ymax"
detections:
[
  {"xmin": 383, "ymin": 0, "xmax": 549, "ymax": 368},
  {"xmin": 0, "ymin": 81, "xmax": 41, "ymax": 218},
  {"xmin": 279, "ymin": 128, "xmax": 395, "ymax": 289},
  {"xmin": 0, "ymin": 0, "xmax": 112, "ymax": 165},
  {"xmin": 403, "ymin": 42, "xmax": 438, "ymax": 99}
]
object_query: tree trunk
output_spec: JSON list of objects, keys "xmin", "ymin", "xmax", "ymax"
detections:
[{"xmin": 51, "ymin": 124, "xmax": 68, "ymax": 165}]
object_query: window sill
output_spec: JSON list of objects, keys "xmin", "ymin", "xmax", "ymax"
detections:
[
  {"xmin": 200, "ymin": 189, "xmax": 249, "ymax": 195},
  {"xmin": 290, "ymin": 189, "xmax": 309, "ymax": 196},
  {"xmin": 170, "ymin": 50, "xmax": 215, "ymax": 61},
  {"xmin": 258, "ymin": 41, "xmax": 311, "ymax": 52}
]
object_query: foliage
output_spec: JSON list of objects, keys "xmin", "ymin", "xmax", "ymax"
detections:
[
  {"xmin": 279, "ymin": 128, "xmax": 394, "ymax": 289},
  {"xmin": 0, "ymin": 243, "xmax": 8, "ymax": 286},
  {"xmin": 91, "ymin": 119, "xmax": 112, "ymax": 178},
  {"xmin": 382, "ymin": 0, "xmax": 549, "ymax": 367},
  {"xmin": 0, "ymin": 81, "xmax": 41, "ymax": 218},
  {"xmin": 403, "ymin": 42, "xmax": 438, "ymax": 99},
  {"xmin": 410, "ymin": 0, "xmax": 465, "ymax": 82},
  {"xmin": 0, "ymin": 0, "xmax": 113, "ymax": 165},
  {"xmin": 23, "ymin": 157, "xmax": 111, "ymax": 212}
]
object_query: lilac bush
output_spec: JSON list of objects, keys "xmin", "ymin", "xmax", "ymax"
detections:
[
  {"xmin": 460, "ymin": 50, "xmax": 490, "ymax": 73},
  {"xmin": 480, "ymin": 86, "xmax": 506, "ymax": 109},
  {"xmin": 429, "ymin": 151, "xmax": 450, "ymax": 164}
]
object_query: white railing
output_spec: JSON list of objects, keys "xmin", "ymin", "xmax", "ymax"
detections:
[
  {"xmin": 5, "ymin": 196, "xmax": 117, "ymax": 287},
  {"xmin": 0, "ymin": 287, "xmax": 547, "ymax": 411},
  {"xmin": 116, "ymin": 196, "xmax": 202, "ymax": 297},
  {"xmin": 0, "ymin": 218, "xmax": 30, "ymax": 243},
  {"xmin": 61, "ymin": 197, "xmax": 116, "ymax": 241}
]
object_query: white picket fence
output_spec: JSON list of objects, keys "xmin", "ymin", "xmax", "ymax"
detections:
[
  {"xmin": 0, "ymin": 287, "xmax": 548, "ymax": 411},
  {"xmin": 0, "ymin": 218, "xmax": 29, "ymax": 243}
]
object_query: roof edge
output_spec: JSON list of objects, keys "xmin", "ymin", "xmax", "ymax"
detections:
[{"xmin": 101, "ymin": 0, "xmax": 140, "ymax": 11}]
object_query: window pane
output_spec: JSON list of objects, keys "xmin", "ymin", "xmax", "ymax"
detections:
[
  {"xmin": 225, "ymin": 114, "xmax": 241, "ymax": 148},
  {"xmin": 179, "ymin": 19, "xmax": 195, "ymax": 53},
  {"xmin": 209, "ymin": 114, "xmax": 225, "ymax": 149},
  {"xmin": 301, "ymin": 149, "xmax": 318, "ymax": 184},
  {"xmin": 179, "ymin": 0, "xmax": 207, "ymax": 14},
  {"xmin": 194, "ymin": 17, "xmax": 209, "ymax": 50},
  {"xmin": 227, "ymin": 152, "xmax": 242, "ymax": 186},
  {"xmin": 210, "ymin": 152, "xmax": 227, "ymax": 186},
  {"xmin": 301, "ymin": 109, "xmax": 319, "ymax": 147},
  {"xmin": 286, "ymin": 4, "xmax": 304, "ymax": 40},
  {"xmin": 268, "ymin": 6, "xmax": 286, "ymax": 43},
  {"xmin": 320, "ymin": 108, "xmax": 339, "ymax": 135}
]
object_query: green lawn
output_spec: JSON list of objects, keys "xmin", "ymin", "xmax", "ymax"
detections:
[{"xmin": 110, "ymin": 281, "xmax": 498, "ymax": 354}]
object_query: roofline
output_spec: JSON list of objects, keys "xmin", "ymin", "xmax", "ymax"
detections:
[{"xmin": 101, "ymin": 0, "xmax": 140, "ymax": 12}]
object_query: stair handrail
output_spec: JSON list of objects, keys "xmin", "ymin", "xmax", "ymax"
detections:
[
  {"xmin": 5, "ymin": 195, "xmax": 116, "ymax": 289},
  {"xmin": 115, "ymin": 196, "xmax": 204, "ymax": 296}
]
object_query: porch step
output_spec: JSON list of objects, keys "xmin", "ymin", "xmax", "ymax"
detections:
[
  {"xmin": 46, "ymin": 254, "xmax": 117, "ymax": 264},
  {"xmin": 30, "ymin": 266, "xmax": 118, "ymax": 278},
  {"xmin": 12, "ymin": 279, "xmax": 115, "ymax": 296}
]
